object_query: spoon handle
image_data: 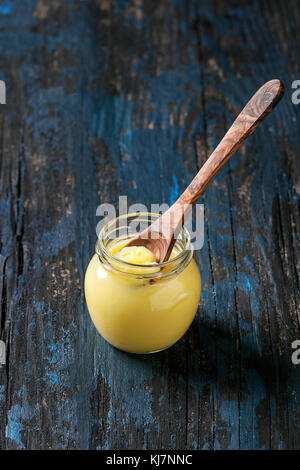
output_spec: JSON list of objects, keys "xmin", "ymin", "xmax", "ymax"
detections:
[
  {"xmin": 127, "ymin": 79, "xmax": 284, "ymax": 263},
  {"xmin": 177, "ymin": 79, "xmax": 284, "ymax": 208}
]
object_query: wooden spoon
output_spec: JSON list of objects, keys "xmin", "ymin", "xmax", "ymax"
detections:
[{"xmin": 126, "ymin": 79, "xmax": 284, "ymax": 262}]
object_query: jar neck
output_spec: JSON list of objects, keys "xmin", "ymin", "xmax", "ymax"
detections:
[{"xmin": 95, "ymin": 212, "xmax": 193, "ymax": 280}]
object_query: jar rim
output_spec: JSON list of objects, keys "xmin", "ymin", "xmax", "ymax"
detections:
[{"xmin": 95, "ymin": 212, "xmax": 193, "ymax": 279}]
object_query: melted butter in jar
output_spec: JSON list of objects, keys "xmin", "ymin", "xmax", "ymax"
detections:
[
  {"xmin": 113, "ymin": 245, "xmax": 157, "ymax": 264},
  {"xmin": 85, "ymin": 234, "xmax": 201, "ymax": 353}
]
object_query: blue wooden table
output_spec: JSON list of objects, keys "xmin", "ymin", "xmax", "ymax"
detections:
[{"xmin": 0, "ymin": 0, "xmax": 299, "ymax": 450}]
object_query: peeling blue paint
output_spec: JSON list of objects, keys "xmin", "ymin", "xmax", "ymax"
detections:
[
  {"xmin": 6, "ymin": 386, "xmax": 41, "ymax": 450},
  {"xmin": 0, "ymin": 2, "xmax": 12, "ymax": 15},
  {"xmin": 169, "ymin": 175, "xmax": 179, "ymax": 205}
]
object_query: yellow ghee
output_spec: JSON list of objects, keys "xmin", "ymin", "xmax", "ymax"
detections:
[
  {"xmin": 114, "ymin": 245, "xmax": 157, "ymax": 264},
  {"xmin": 84, "ymin": 240, "xmax": 201, "ymax": 354}
]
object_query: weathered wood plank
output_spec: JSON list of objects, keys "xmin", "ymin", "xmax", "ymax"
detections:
[{"xmin": 195, "ymin": 0, "xmax": 300, "ymax": 449}]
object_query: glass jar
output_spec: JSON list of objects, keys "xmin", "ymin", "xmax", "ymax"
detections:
[{"xmin": 84, "ymin": 212, "xmax": 201, "ymax": 354}]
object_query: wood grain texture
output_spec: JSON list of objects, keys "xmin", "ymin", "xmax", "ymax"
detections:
[{"xmin": 0, "ymin": 0, "xmax": 299, "ymax": 450}]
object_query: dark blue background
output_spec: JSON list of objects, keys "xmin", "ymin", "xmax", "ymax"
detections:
[{"xmin": 0, "ymin": 0, "xmax": 299, "ymax": 450}]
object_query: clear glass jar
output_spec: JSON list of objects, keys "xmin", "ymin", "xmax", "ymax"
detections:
[{"xmin": 84, "ymin": 213, "xmax": 201, "ymax": 354}]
